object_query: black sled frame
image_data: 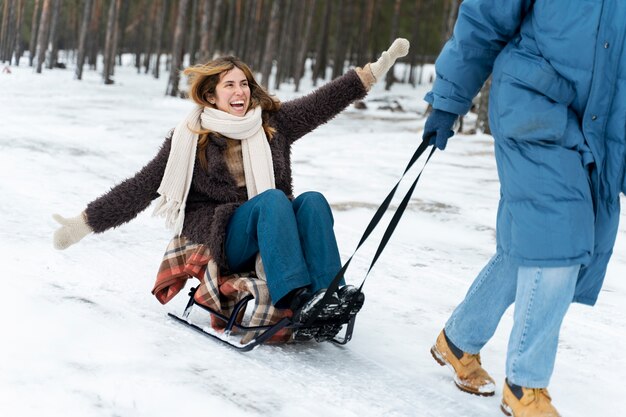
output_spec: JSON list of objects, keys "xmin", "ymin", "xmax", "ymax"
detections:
[
  {"xmin": 169, "ymin": 286, "xmax": 358, "ymax": 351},
  {"xmin": 169, "ymin": 140, "xmax": 435, "ymax": 351}
]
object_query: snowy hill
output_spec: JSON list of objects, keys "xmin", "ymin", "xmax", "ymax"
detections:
[{"xmin": 1, "ymin": 60, "xmax": 624, "ymax": 417}]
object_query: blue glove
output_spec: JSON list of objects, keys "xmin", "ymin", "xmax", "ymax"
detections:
[{"xmin": 422, "ymin": 109, "xmax": 458, "ymax": 150}]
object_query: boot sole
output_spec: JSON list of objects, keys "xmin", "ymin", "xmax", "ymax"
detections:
[
  {"xmin": 500, "ymin": 402, "xmax": 513, "ymax": 416},
  {"xmin": 293, "ymin": 292, "xmax": 340, "ymax": 324},
  {"xmin": 293, "ymin": 291, "xmax": 341, "ymax": 341},
  {"xmin": 293, "ymin": 290, "xmax": 365, "ymax": 342},
  {"xmin": 337, "ymin": 291, "xmax": 365, "ymax": 318},
  {"xmin": 430, "ymin": 346, "xmax": 495, "ymax": 397}
]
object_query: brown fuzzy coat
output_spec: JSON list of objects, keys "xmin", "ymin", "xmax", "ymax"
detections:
[{"xmin": 85, "ymin": 70, "xmax": 367, "ymax": 271}]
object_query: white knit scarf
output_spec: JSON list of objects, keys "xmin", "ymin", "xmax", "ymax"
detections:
[{"xmin": 153, "ymin": 105, "xmax": 275, "ymax": 234}]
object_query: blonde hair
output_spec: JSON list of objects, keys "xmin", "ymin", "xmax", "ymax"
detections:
[{"xmin": 183, "ymin": 56, "xmax": 281, "ymax": 171}]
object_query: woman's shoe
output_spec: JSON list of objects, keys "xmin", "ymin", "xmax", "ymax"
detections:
[
  {"xmin": 292, "ymin": 289, "xmax": 341, "ymax": 341},
  {"xmin": 336, "ymin": 285, "xmax": 365, "ymax": 318}
]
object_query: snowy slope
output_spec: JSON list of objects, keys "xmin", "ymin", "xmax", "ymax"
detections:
[{"xmin": 1, "ymin": 60, "xmax": 624, "ymax": 417}]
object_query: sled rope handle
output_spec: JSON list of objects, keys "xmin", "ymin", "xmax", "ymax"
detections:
[{"xmin": 303, "ymin": 139, "xmax": 436, "ymax": 327}]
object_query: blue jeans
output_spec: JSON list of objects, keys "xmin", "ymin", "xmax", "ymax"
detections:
[
  {"xmin": 225, "ymin": 189, "xmax": 342, "ymax": 305},
  {"xmin": 444, "ymin": 253, "xmax": 579, "ymax": 387}
]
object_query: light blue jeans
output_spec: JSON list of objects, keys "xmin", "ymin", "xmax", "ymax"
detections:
[
  {"xmin": 225, "ymin": 189, "xmax": 343, "ymax": 306},
  {"xmin": 444, "ymin": 253, "xmax": 579, "ymax": 387}
]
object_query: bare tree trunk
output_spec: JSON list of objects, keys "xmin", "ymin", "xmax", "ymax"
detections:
[
  {"xmin": 476, "ymin": 77, "xmax": 491, "ymax": 134},
  {"xmin": 28, "ymin": 0, "xmax": 41, "ymax": 66},
  {"xmin": 332, "ymin": 0, "xmax": 351, "ymax": 79},
  {"xmin": 1, "ymin": 0, "xmax": 18, "ymax": 63},
  {"xmin": 102, "ymin": 0, "xmax": 116, "ymax": 81},
  {"xmin": 142, "ymin": 0, "xmax": 157, "ymax": 73},
  {"xmin": 2, "ymin": 0, "xmax": 21, "ymax": 64},
  {"xmin": 227, "ymin": 0, "xmax": 238, "ymax": 55},
  {"xmin": 198, "ymin": 0, "xmax": 212, "ymax": 62},
  {"xmin": 114, "ymin": 0, "xmax": 129, "ymax": 67},
  {"xmin": 66, "ymin": 1, "xmax": 78, "ymax": 54},
  {"xmin": 245, "ymin": 0, "xmax": 263, "ymax": 68},
  {"xmin": 312, "ymin": 0, "xmax": 331, "ymax": 85},
  {"xmin": 118, "ymin": 0, "xmax": 129, "ymax": 66},
  {"xmin": 0, "ymin": 0, "xmax": 11, "ymax": 62},
  {"xmin": 236, "ymin": 0, "xmax": 249, "ymax": 60},
  {"xmin": 385, "ymin": 0, "xmax": 402, "ymax": 90},
  {"xmin": 207, "ymin": 0, "xmax": 222, "ymax": 57},
  {"xmin": 369, "ymin": 0, "xmax": 384, "ymax": 62},
  {"xmin": 75, "ymin": 0, "xmax": 93, "ymax": 79},
  {"xmin": 443, "ymin": 0, "xmax": 461, "ymax": 41},
  {"xmin": 46, "ymin": 0, "xmax": 63, "ymax": 69},
  {"xmin": 273, "ymin": 0, "xmax": 292, "ymax": 90},
  {"xmin": 0, "ymin": 0, "xmax": 8, "ymax": 61},
  {"xmin": 111, "ymin": 0, "xmax": 122, "ymax": 70},
  {"xmin": 103, "ymin": 0, "xmax": 121, "ymax": 84},
  {"xmin": 294, "ymin": 0, "xmax": 314, "ymax": 92},
  {"xmin": 35, "ymin": 0, "xmax": 53, "ymax": 73},
  {"xmin": 417, "ymin": 0, "xmax": 434, "ymax": 85},
  {"xmin": 279, "ymin": 0, "xmax": 300, "ymax": 87},
  {"xmin": 238, "ymin": 0, "xmax": 255, "ymax": 63},
  {"xmin": 165, "ymin": 0, "xmax": 189, "ymax": 96},
  {"xmin": 187, "ymin": 0, "xmax": 198, "ymax": 65},
  {"xmin": 13, "ymin": 0, "xmax": 25, "ymax": 65},
  {"xmin": 152, "ymin": 0, "xmax": 167, "ymax": 78},
  {"xmin": 221, "ymin": 0, "xmax": 235, "ymax": 54},
  {"xmin": 408, "ymin": 0, "xmax": 422, "ymax": 86},
  {"xmin": 87, "ymin": 0, "xmax": 100, "ymax": 69},
  {"xmin": 356, "ymin": 0, "xmax": 374, "ymax": 66},
  {"xmin": 450, "ymin": 0, "xmax": 461, "ymax": 31},
  {"xmin": 164, "ymin": 0, "xmax": 178, "ymax": 73},
  {"xmin": 7, "ymin": 0, "xmax": 18, "ymax": 63},
  {"xmin": 133, "ymin": 0, "xmax": 146, "ymax": 73},
  {"xmin": 251, "ymin": 0, "xmax": 268, "ymax": 70},
  {"xmin": 259, "ymin": 0, "xmax": 280, "ymax": 88}
]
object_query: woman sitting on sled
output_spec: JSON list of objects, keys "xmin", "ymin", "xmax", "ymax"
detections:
[{"xmin": 52, "ymin": 39, "xmax": 409, "ymax": 342}]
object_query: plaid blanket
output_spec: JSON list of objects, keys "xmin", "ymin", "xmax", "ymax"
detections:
[{"xmin": 152, "ymin": 236, "xmax": 293, "ymax": 344}]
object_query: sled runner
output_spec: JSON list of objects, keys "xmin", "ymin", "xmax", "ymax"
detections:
[
  {"xmin": 168, "ymin": 284, "xmax": 364, "ymax": 351},
  {"xmin": 160, "ymin": 139, "xmax": 435, "ymax": 351}
]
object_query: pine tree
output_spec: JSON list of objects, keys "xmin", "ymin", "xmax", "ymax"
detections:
[
  {"xmin": 165, "ymin": 0, "xmax": 189, "ymax": 96},
  {"xmin": 75, "ymin": 0, "xmax": 94, "ymax": 79},
  {"xmin": 259, "ymin": 0, "xmax": 280, "ymax": 88},
  {"xmin": 35, "ymin": 0, "xmax": 53, "ymax": 73}
]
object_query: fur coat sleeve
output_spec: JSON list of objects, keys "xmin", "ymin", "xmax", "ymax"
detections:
[{"xmin": 271, "ymin": 69, "xmax": 368, "ymax": 143}]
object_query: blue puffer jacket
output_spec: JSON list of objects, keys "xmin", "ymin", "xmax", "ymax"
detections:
[{"xmin": 425, "ymin": 0, "xmax": 626, "ymax": 305}]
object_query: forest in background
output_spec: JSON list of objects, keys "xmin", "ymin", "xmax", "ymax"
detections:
[
  {"xmin": 0, "ymin": 0, "xmax": 463, "ymax": 90},
  {"xmin": 1, "ymin": 0, "xmax": 493, "ymax": 132}
]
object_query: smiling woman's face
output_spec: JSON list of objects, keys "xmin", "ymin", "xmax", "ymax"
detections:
[{"xmin": 210, "ymin": 67, "xmax": 251, "ymax": 117}]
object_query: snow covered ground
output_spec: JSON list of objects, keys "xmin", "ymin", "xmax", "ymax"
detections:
[{"xmin": 1, "ymin": 59, "xmax": 625, "ymax": 417}]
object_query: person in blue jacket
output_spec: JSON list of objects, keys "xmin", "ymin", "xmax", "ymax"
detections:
[{"xmin": 423, "ymin": 1, "xmax": 626, "ymax": 416}]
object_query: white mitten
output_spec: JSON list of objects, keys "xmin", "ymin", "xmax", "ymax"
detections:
[
  {"xmin": 52, "ymin": 212, "xmax": 92, "ymax": 250},
  {"xmin": 369, "ymin": 38, "xmax": 410, "ymax": 81}
]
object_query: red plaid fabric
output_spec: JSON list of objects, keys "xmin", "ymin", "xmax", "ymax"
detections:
[{"xmin": 152, "ymin": 236, "xmax": 293, "ymax": 344}]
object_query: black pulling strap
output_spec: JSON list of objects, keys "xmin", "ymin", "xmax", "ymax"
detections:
[{"xmin": 302, "ymin": 139, "xmax": 437, "ymax": 327}]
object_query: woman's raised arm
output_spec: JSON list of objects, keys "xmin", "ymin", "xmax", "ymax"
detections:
[{"xmin": 273, "ymin": 39, "xmax": 409, "ymax": 143}]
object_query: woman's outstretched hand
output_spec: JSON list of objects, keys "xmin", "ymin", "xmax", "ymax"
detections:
[
  {"xmin": 357, "ymin": 38, "xmax": 410, "ymax": 89},
  {"xmin": 52, "ymin": 212, "xmax": 92, "ymax": 250},
  {"xmin": 370, "ymin": 38, "xmax": 410, "ymax": 80}
]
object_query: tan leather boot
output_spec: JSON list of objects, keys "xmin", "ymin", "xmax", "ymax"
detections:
[
  {"xmin": 501, "ymin": 380, "xmax": 561, "ymax": 417},
  {"xmin": 430, "ymin": 330, "xmax": 496, "ymax": 396}
]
